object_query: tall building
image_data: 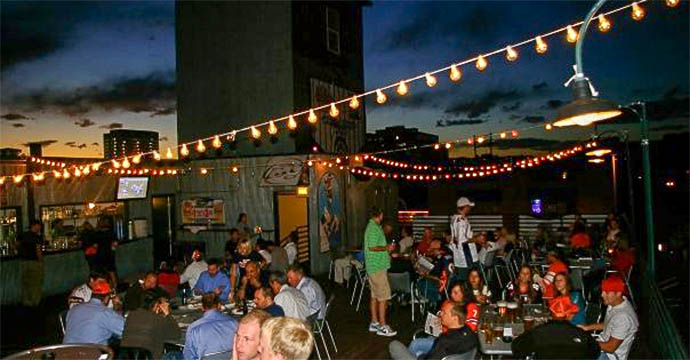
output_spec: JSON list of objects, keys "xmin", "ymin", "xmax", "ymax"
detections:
[
  {"xmin": 364, "ymin": 126, "xmax": 448, "ymax": 161},
  {"xmin": 103, "ymin": 129, "xmax": 159, "ymax": 159},
  {"xmin": 176, "ymin": 1, "xmax": 367, "ymax": 156}
]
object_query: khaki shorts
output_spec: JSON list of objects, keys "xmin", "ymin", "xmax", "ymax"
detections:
[{"xmin": 368, "ymin": 269, "xmax": 392, "ymax": 301}]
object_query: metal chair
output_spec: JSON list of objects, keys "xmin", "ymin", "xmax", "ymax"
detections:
[
  {"xmin": 5, "ymin": 344, "xmax": 115, "ymax": 360},
  {"xmin": 308, "ymin": 294, "xmax": 338, "ymax": 360},
  {"xmin": 352, "ymin": 266, "xmax": 369, "ymax": 312},
  {"xmin": 200, "ymin": 350, "xmax": 232, "ymax": 360},
  {"xmin": 349, "ymin": 260, "xmax": 364, "ymax": 306},
  {"xmin": 59, "ymin": 309, "xmax": 68, "ymax": 337},
  {"xmin": 440, "ymin": 348, "xmax": 477, "ymax": 360}
]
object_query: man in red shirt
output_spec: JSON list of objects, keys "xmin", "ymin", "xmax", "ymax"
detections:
[{"xmin": 416, "ymin": 227, "xmax": 433, "ymax": 256}]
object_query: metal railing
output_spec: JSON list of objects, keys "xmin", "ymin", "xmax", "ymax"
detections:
[{"xmin": 642, "ymin": 273, "xmax": 688, "ymax": 359}]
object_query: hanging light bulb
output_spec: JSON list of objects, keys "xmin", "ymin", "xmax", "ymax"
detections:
[
  {"xmin": 632, "ymin": 2, "xmax": 645, "ymax": 21},
  {"xmin": 511, "ymin": 130, "xmax": 519, "ymax": 138},
  {"xmin": 63, "ymin": 169, "xmax": 71, "ymax": 179},
  {"xmin": 396, "ymin": 81, "xmax": 409, "ymax": 96},
  {"xmin": 227, "ymin": 131, "xmax": 237, "ymax": 142},
  {"xmin": 545, "ymin": 123, "xmax": 553, "ymax": 130},
  {"xmin": 74, "ymin": 168, "xmax": 82, "ymax": 177},
  {"xmin": 200, "ymin": 168, "xmax": 208, "ymax": 175},
  {"xmin": 349, "ymin": 96, "xmax": 360, "ymax": 110},
  {"xmin": 308, "ymin": 109, "xmax": 318, "ymax": 124},
  {"xmin": 180, "ymin": 144, "xmax": 190, "ymax": 157},
  {"xmin": 251, "ymin": 126, "xmax": 261, "ymax": 139},
  {"xmin": 231, "ymin": 166, "xmax": 239, "ymax": 174},
  {"xmin": 196, "ymin": 140, "xmax": 206, "ymax": 153},
  {"xmin": 33, "ymin": 173, "xmax": 44, "ymax": 182},
  {"xmin": 132, "ymin": 154, "xmax": 142, "ymax": 164},
  {"xmin": 566, "ymin": 25, "xmax": 579, "ymax": 43},
  {"xmin": 666, "ymin": 0, "xmax": 680, "ymax": 7},
  {"xmin": 477, "ymin": 136, "xmax": 485, "ymax": 144},
  {"xmin": 166, "ymin": 147, "xmax": 174, "ymax": 159},
  {"xmin": 83, "ymin": 166, "xmax": 90, "ymax": 175},
  {"xmin": 13, "ymin": 175, "xmax": 24, "ymax": 184},
  {"xmin": 153, "ymin": 151, "xmax": 161, "ymax": 161},
  {"xmin": 475, "ymin": 55, "xmax": 488, "ymax": 71},
  {"xmin": 376, "ymin": 89, "xmax": 387, "ymax": 104},
  {"xmin": 212, "ymin": 135, "xmax": 222, "ymax": 149},
  {"xmin": 499, "ymin": 132, "xmax": 507, "ymax": 139},
  {"xmin": 467, "ymin": 137, "xmax": 474, "ymax": 145},
  {"xmin": 287, "ymin": 115, "xmax": 297, "ymax": 130},
  {"xmin": 122, "ymin": 158, "xmax": 130, "ymax": 169},
  {"xmin": 535, "ymin": 36, "xmax": 548, "ymax": 54},
  {"xmin": 445, "ymin": 143, "xmax": 452, "ymax": 149},
  {"xmin": 53, "ymin": 170, "xmax": 62, "ymax": 179},
  {"xmin": 91, "ymin": 163, "xmax": 101, "ymax": 171},
  {"xmin": 268, "ymin": 121, "xmax": 278, "ymax": 136},
  {"xmin": 329, "ymin": 103, "xmax": 340, "ymax": 118},
  {"xmin": 505, "ymin": 46, "xmax": 518, "ymax": 62},
  {"xmin": 425, "ymin": 73, "xmax": 437, "ymax": 87},
  {"xmin": 597, "ymin": 14, "xmax": 612, "ymax": 33},
  {"xmin": 449, "ymin": 65, "xmax": 462, "ymax": 82},
  {"xmin": 112, "ymin": 159, "xmax": 121, "ymax": 169}
]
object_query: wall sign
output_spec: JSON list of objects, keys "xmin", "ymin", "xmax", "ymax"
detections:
[{"xmin": 182, "ymin": 198, "xmax": 225, "ymax": 225}]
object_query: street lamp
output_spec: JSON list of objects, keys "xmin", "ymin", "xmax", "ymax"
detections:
[{"xmin": 553, "ymin": 0, "xmax": 656, "ymax": 277}]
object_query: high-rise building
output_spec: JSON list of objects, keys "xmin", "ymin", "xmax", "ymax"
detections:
[
  {"xmin": 103, "ymin": 129, "xmax": 159, "ymax": 159},
  {"xmin": 176, "ymin": 1, "xmax": 367, "ymax": 156}
]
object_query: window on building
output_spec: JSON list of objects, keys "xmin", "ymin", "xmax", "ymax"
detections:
[{"xmin": 326, "ymin": 7, "xmax": 340, "ymax": 55}]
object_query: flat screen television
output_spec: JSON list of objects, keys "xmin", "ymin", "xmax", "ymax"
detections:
[{"xmin": 116, "ymin": 177, "xmax": 149, "ymax": 200}]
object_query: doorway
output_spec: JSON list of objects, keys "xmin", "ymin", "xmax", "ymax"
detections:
[
  {"xmin": 152, "ymin": 194, "xmax": 175, "ymax": 266},
  {"xmin": 274, "ymin": 192, "xmax": 308, "ymax": 244}
]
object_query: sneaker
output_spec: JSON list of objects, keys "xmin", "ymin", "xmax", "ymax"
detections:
[
  {"xmin": 368, "ymin": 322, "xmax": 381, "ymax": 332},
  {"xmin": 376, "ymin": 325, "xmax": 398, "ymax": 337}
]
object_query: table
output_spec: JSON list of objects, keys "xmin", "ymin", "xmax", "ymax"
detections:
[{"xmin": 478, "ymin": 323, "xmax": 524, "ymax": 356}]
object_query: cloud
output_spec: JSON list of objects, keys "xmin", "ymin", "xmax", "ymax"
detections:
[
  {"xmin": 520, "ymin": 115, "xmax": 546, "ymax": 124},
  {"xmin": 614, "ymin": 90, "xmax": 689, "ymax": 124},
  {"xmin": 493, "ymin": 138, "xmax": 579, "ymax": 151},
  {"xmin": 65, "ymin": 141, "xmax": 88, "ymax": 149},
  {"xmin": 159, "ymin": 136, "xmax": 169, "ymax": 142},
  {"xmin": 532, "ymin": 82, "xmax": 549, "ymax": 91},
  {"xmin": 650, "ymin": 124, "xmax": 689, "ymax": 133},
  {"xmin": 543, "ymin": 99, "xmax": 564, "ymax": 109},
  {"xmin": 100, "ymin": 122, "xmax": 123, "ymax": 130},
  {"xmin": 149, "ymin": 106, "xmax": 176, "ymax": 117},
  {"xmin": 444, "ymin": 89, "xmax": 519, "ymax": 118},
  {"xmin": 501, "ymin": 102, "xmax": 522, "ymax": 112},
  {"xmin": 12, "ymin": 123, "xmax": 24, "ymax": 128},
  {"xmin": 436, "ymin": 119, "xmax": 485, "ymax": 127},
  {"xmin": 74, "ymin": 118, "xmax": 96, "ymax": 127},
  {"xmin": 91, "ymin": 142, "xmax": 100, "ymax": 146},
  {"xmin": 22, "ymin": 139, "xmax": 58, "ymax": 147},
  {"xmin": 65, "ymin": 141, "xmax": 76, "ymax": 146},
  {"xmin": 1, "ymin": 113, "xmax": 31, "ymax": 121}
]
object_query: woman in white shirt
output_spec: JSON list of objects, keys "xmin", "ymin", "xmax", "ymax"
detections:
[{"xmin": 467, "ymin": 268, "xmax": 492, "ymax": 303}]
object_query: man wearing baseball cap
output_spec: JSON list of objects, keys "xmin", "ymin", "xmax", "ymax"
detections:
[
  {"xmin": 449, "ymin": 197, "xmax": 478, "ymax": 281},
  {"xmin": 63, "ymin": 279, "xmax": 125, "ymax": 345},
  {"xmin": 512, "ymin": 296, "xmax": 600, "ymax": 359},
  {"xmin": 579, "ymin": 275, "xmax": 639, "ymax": 360}
]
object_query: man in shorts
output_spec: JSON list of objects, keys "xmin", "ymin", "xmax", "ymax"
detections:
[{"xmin": 364, "ymin": 207, "xmax": 397, "ymax": 336}]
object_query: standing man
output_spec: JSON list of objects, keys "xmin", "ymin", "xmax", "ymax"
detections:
[
  {"xmin": 18, "ymin": 219, "xmax": 43, "ymax": 307},
  {"xmin": 449, "ymin": 197, "xmax": 478, "ymax": 281},
  {"xmin": 364, "ymin": 207, "xmax": 397, "ymax": 337}
]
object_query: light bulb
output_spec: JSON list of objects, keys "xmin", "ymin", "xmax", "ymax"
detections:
[
  {"xmin": 505, "ymin": 46, "xmax": 518, "ymax": 62},
  {"xmin": 122, "ymin": 158, "xmax": 130, "ymax": 169},
  {"xmin": 475, "ymin": 55, "xmax": 488, "ymax": 71},
  {"xmin": 597, "ymin": 14, "xmax": 612, "ymax": 33},
  {"xmin": 83, "ymin": 166, "xmax": 90, "ymax": 175},
  {"xmin": 153, "ymin": 151, "xmax": 161, "ymax": 161},
  {"xmin": 308, "ymin": 109, "xmax": 318, "ymax": 124},
  {"xmin": 632, "ymin": 3, "xmax": 645, "ymax": 21},
  {"xmin": 566, "ymin": 25, "xmax": 579, "ymax": 43},
  {"xmin": 499, "ymin": 132, "xmax": 507, "ymax": 139},
  {"xmin": 53, "ymin": 170, "xmax": 62, "ymax": 178},
  {"xmin": 63, "ymin": 169, "xmax": 71, "ymax": 179},
  {"xmin": 231, "ymin": 166, "xmax": 239, "ymax": 174},
  {"xmin": 112, "ymin": 160, "xmax": 121, "ymax": 169},
  {"xmin": 92, "ymin": 163, "xmax": 100, "ymax": 171},
  {"xmin": 288, "ymin": 115, "xmax": 297, "ymax": 130},
  {"xmin": 227, "ymin": 131, "xmax": 237, "ymax": 142},
  {"xmin": 396, "ymin": 81, "xmax": 408, "ymax": 96},
  {"xmin": 251, "ymin": 126, "xmax": 261, "ymax": 139},
  {"xmin": 268, "ymin": 121, "xmax": 278, "ymax": 135},
  {"xmin": 74, "ymin": 168, "xmax": 82, "ymax": 177},
  {"xmin": 33, "ymin": 173, "xmax": 44, "ymax": 182},
  {"xmin": 449, "ymin": 65, "xmax": 462, "ymax": 82},
  {"xmin": 132, "ymin": 154, "xmax": 141, "ymax": 164},
  {"xmin": 180, "ymin": 144, "xmax": 190, "ymax": 157},
  {"xmin": 467, "ymin": 137, "xmax": 474, "ymax": 145},
  {"xmin": 212, "ymin": 135, "xmax": 222, "ymax": 149},
  {"xmin": 477, "ymin": 136, "xmax": 485, "ymax": 144},
  {"xmin": 376, "ymin": 89, "xmax": 387, "ymax": 104},
  {"xmin": 166, "ymin": 148, "xmax": 173, "ymax": 159},
  {"xmin": 535, "ymin": 36, "xmax": 548, "ymax": 54},
  {"xmin": 349, "ymin": 96, "xmax": 360, "ymax": 109},
  {"xmin": 545, "ymin": 123, "xmax": 553, "ymax": 130},
  {"xmin": 666, "ymin": 0, "xmax": 680, "ymax": 7},
  {"xmin": 13, "ymin": 175, "xmax": 24, "ymax": 184},
  {"xmin": 511, "ymin": 130, "xmax": 519, "ymax": 138},
  {"xmin": 329, "ymin": 103, "xmax": 340, "ymax": 118},
  {"xmin": 425, "ymin": 73, "xmax": 437, "ymax": 87},
  {"xmin": 445, "ymin": 143, "xmax": 452, "ymax": 149},
  {"xmin": 196, "ymin": 140, "xmax": 206, "ymax": 153},
  {"xmin": 200, "ymin": 168, "xmax": 208, "ymax": 175}
]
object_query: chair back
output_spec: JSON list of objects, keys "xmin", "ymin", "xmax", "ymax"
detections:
[
  {"xmin": 117, "ymin": 347, "xmax": 153, "ymax": 360},
  {"xmin": 59, "ymin": 309, "xmax": 68, "ymax": 337},
  {"xmin": 441, "ymin": 348, "xmax": 477, "ymax": 360},
  {"xmin": 484, "ymin": 250, "xmax": 496, "ymax": 268},
  {"xmin": 5, "ymin": 344, "xmax": 114, "ymax": 360},
  {"xmin": 201, "ymin": 350, "xmax": 232, "ymax": 360},
  {"xmin": 323, "ymin": 293, "xmax": 335, "ymax": 320}
]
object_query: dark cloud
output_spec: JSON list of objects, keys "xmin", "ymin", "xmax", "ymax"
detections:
[
  {"xmin": 12, "ymin": 123, "xmax": 25, "ymax": 128},
  {"xmin": 509, "ymin": 114, "xmax": 521, "ymax": 120},
  {"xmin": 91, "ymin": 142, "xmax": 99, "ymax": 146},
  {"xmin": 159, "ymin": 136, "xmax": 169, "ymax": 142},
  {"xmin": 100, "ymin": 122, "xmax": 124, "ymax": 130},
  {"xmin": 493, "ymin": 138, "xmax": 579, "ymax": 151},
  {"xmin": 149, "ymin": 106, "xmax": 176, "ymax": 117},
  {"xmin": 444, "ymin": 89, "xmax": 518, "ymax": 118},
  {"xmin": 614, "ymin": 91, "xmax": 689, "ymax": 124},
  {"xmin": 22, "ymin": 139, "xmax": 58, "ymax": 147},
  {"xmin": 65, "ymin": 141, "xmax": 76, "ymax": 146},
  {"xmin": 436, "ymin": 119, "xmax": 485, "ymax": 127},
  {"xmin": 650, "ymin": 124, "xmax": 688, "ymax": 133},
  {"xmin": 74, "ymin": 118, "xmax": 96, "ymax": 127},
  {"xmin": 520, "ymin": 115, "xmax": 546, "ymax": 124},
  {"xmin": 1, "ymin": 113, "xmax": 31, "ymax": 121},
  {"xmin": 501, "ymin": 102, "xmax": 522, "ymax": 112},
  {"xmin": 65, "ymin": 141, "xmax": 87, "ymax": 149},
  {"xmin": 532, "ymin": 82, "xmax": 549, "ymax": 91},
  {"xmin": 543, "ymin": 100, "xmax": 564, "ymax": 109}
]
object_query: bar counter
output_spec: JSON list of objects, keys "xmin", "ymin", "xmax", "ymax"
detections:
[{"xmin": 0, "ymin": 237, "xmax": 153, "ymax": 305}]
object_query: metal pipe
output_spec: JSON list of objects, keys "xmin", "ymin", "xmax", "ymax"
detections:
[
  {"xmin": 611, "ymin": 153, "xmax": 618, "ymax": 211},
  {"xmin": 575, "ymin": 0, "xmax": 609, "ymax": 76},
  {"xmin": 637, "ymin": 102, "xmax": 655, "ymax": 278}
]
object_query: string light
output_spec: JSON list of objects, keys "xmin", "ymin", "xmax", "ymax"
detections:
[
  {"xmin": 112, "ymin": 160, "xmax": 121, "ymax": 169},
  {"xmin": 180, "ymin": 144, "xmax": 190, "ymax": 157},
  {"xmin": 505, "ymin": 46, "xmax": 518, "ymax": 62},
  {"xmin": 132, "ymin": 154, "xmax": 142, "ymax": 164},
  {"xmin": 74, "ymin": 168, "xmax": 82, "ymax": 177},
  {"xmin": 166, "ymin": 148, "xmax": 174, "ymax": 159},
  {"xmin": 477, "ymin": 136, "xmax": 485, "ymax": 144},
  {"xmin": 196, "ymin": 140, "xmax": 206, "ymax": 153},
  {"xmin": 200, "ymin": 168, "xmax": 208, "ymax": 175},
  {"xmin": 13, "ymin": 175, "xmax": 24, "ymax": 184},
  {"xmin": 511, "ymin": 130, "xmax": 519, "ymax": 138},
  {"xmin": 467, "ymin": 137, "xmax": 474, "ymax": 145},
  {"xmin": 231, "ymin": 166, "xmax": 239, "ymax": 174},
  {"xmin": 397, "ymin": 81, "xmax": 409, "ymax": 96},
  {"xmin": 425, "ymin": 73, "xmax": 437, "ymax": 87},
  {"xmin": 475, "ymin": 55, "xmax": 488, "ymax": 71},
  {"xmin": 449, "ymin": 65, "xmax": 462, "ymax": 82},
  {"xmin": 598, "ymin": 14, "xmax": 612, "ymax": 33},
  {"xmin": 566, "ymin": 25, "xmax": 579, "ymax": 43},
  {"xmin": 227, "ymin": 131, "xmax": 237, "ymax": 142},
  {"xmin": 153, "ymin": 151, "xmax": 161, "ymax": 161},
  {"xmin": 251, "ymin": 126, "xmax": 262, "ymax": 139},
  {"xmin": 268, "ymin": 121, "xmax": 278, "ymax": 136},
  {"xmin": 545, "ymin": 123, "xmax": 553, "ymax": 130},
  {"xmin": 499, "ymin": 132, "xmax": 507, "ymax": 139},
  {"xmin": 308, "ymin": 109, "xmax": 318, "ymax": 124},
  {"xmin": 326, "ymin": 103, "xmax": 339, "ymax": 118},
  {"xmin": 307, "ymin": 160, "xmax": 314, "ymax": 167},
  {"xmin": 212, "ymin": 135, "xmax": 222, "ymax": 149},
  {"xmin": 535, "ymin": 36, "xmax": 548, "ymax": 54},
  {"xmin": 122, "ymin": 158, "xmax": 130, "ymax": 169},
  {"xmin": 288, "ymin": 115, "xmax": 298, "ymax": 130},
  {"xmin": 349, "ymin": 96, "xmax": 360, "ymax": 110},
  {"xmin": 632, "ymin": 2, "xmax": 645, "ymax": 21},
  {"xmin": 63, "ymin": 169, "xmax": 71, "ymax": 179},
  {"xmin": 376, "ymin": 89, "xmax": 387, "ymax": 104},
  {"xmin": 83, "ymin": 166, "xmax": 90, "ymax": 175},
  {"xmin": 666, "ymin": 0, "xmax": 680, "ymax": 7},
  {"xmin": 53, "ymin": 170, "xmax": 62, "ymax": 179},
  {"xmin": 445, "ymin": 143, "xmax": 452, "ymax": 149}
]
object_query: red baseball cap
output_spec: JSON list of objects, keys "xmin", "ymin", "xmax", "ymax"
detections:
[
  {"xmin": 91, "ymin": 279, "xmax": 111, "ymax": 295},
  {"xmin": 549, "ymin": 296, "xmax": 579, "ymax": 319},
  {"xmin": 601, "ymin": 275, "xmax": 626, "ymax": 293}
]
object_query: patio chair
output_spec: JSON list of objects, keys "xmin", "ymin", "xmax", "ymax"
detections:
[
  {"xmin": 59, "ymin": 309, "xmax": 68, "ymax": 337},
  {"xmin": 349, "ymin": 260, "xmax": 365, "ymax": 306},
  {"xmin": 308, "ymin": 294, "xmax": 338, "ymax": 360},
  {"xmin": 5, "ymin": 344, "xmax": 114, "ymax": 360},
  {"xmin": 352, "ymin": 265, "xmax": 369, "ymax": 312}
]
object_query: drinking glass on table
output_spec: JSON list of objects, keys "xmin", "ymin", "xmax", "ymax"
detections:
[
  {"xmin": 524, "ymin": 315, "xmax": 535, "ymax": 331},
  {"xmin": 484, "ymin": 321, "xmax": 494, "ymax": 345}
]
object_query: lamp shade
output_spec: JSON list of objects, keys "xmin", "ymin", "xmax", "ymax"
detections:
[{"xmin": 554, "ymin": 78, "xmax": 621, "ymax": 127}]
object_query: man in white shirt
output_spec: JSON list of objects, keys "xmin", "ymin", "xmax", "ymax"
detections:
[
  {"xmin": 268, "ymin": 270, "xmax": 309, "ymax": 320},
  {"xmin": 69, "ymin": 271, "xmax": 120, "ymax": 309},
  {"xmin": 284, "ymin": 232, "xmax": 298, "ymax": 265},
  {"xmin": 286, "ymin": 264, "xmax": 326, "ymax": 318},
  {"xmin": 180, "ymin": 249, "xmax": 208, "ymax": 289},
  {"xmin": 398, "ymin": 227, "xmax": 414, "ymax": 255},
  {"xmin": 449, "ymin": 197, "xmax": 478, "ymax": 281},
  {"xmin": 579, "ymin": 276, "xmax": 639, "ymax": 360}
]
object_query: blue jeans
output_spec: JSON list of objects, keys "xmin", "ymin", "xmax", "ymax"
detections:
[{"xmin": 408, "ymin": 336, "xmax": 435, "ymax": 358}]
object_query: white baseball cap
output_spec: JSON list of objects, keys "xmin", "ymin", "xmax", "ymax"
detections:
[{"xmin": 456, "ymin": 197, "xmax": 475, "ymax": 208}]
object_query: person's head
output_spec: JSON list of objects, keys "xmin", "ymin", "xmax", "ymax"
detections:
[
  {"xmin": 467, "ymin": 268, "xmax": 483, "ymax": 289},
  {"xmin": 238, "ymin": 240, "xmax": 253, "ymax": 256},
  {"xmin": 268, "ymin": 271, "xmax": 287, "ymax": 294},
  {"xmin": 201, "ymin": 293, "xmax": 221, "ymax": 312},
  {"xmin": 88, "ymin": 271, "xmax": 108, "ymax": 288},
  {"xmin": 439, "ymin": 301, "xmax": 465, "ymax": 329},
  {"xmin": 370, "ymin": 207, "xmax": 384, "ymax": 224},
  {"xmin": 238, "ymin": 213, "xmax": 248, "ymax": 224},
  {"xmin": 423, "ymin": 226, "xmax": 432, "ymax": 239},
  {"xmin": 549, "ymin": 295, "xmax": 579, "ymax": 321},
  {"xmin": 571, "ymin": 221, "xmax": 587, "ymax": 235},
  {"xmin": 230, "ymin": 228, "xmax": 240, "ymax": 241},
  {"xmin": 207, "ymin": 258, "xmax": 221, "ymax": 277},
  {"xmin": 449, "ymin": 282, "xmax": 466, "ymax": 304},
  {"xmin": 236, "ymin": 310, "xmax": 272, "ymax": 360},
  {"xmin": 29, "ymin": 219, "xmax": 41, "ymax": 233},
  {"xmin": 191, "ymin": 249, "xmax": 203, "ymax": 262},
  {"xmin": 143, "ymin": 272, "xmax": 158, "ymax": 290},
  {"xmin": 245, "ymin": 261, "xmax": 260, "ymax": 279},
  {"xmin": 254, "ymin": 287, "xmax": 275, "ymax": 309},
  {"xmin": 401, "ymin": 226, "xmax": 411, "ymax": 238},
  {"xmin": 90, "ymin": 279, "xmax": 112, "ymax": 305},
  {"xmin": 143, "ymin": 290, "xmax": 170, "ymax": 314},
  {"xmin": 518, "ymin": 265, "xmax": 532, "ymax": 284},
  {"xmin": 96, "ymin": 216, "xmax": 112, "ymax": 230},
  {"xmin": 456, "ymin": 197, "xmax": 474, "ymax": 216},
  {"xmin": 382, "ymin": 222, "xmax": 393, "ymax": 236},
  {"xmin": 554, "ymin": 272, "xmax": 571, "ymax": 296},
  {"xmin": 475, "ymin": 231, "xmax": 488, "ymax": 246},
  {"xmin": 286, "ymin": 264, "xmax": 305, "ymax": 288},
  {"xmin": 610, "ymin": 217, "xmax": 620, "ymax": 231},
  {"xmin": 259, "ymin": 317, "xmax": 314, "ymax": 360},
  {"xmin": 546, "ymin": 250, "xmax": 560, "ymax": 264},
  {"xmin": 600, "ymin": 275, "xmax": 626, "ymax": 306},
  {"xmin": 428, "ymin": 240, "xmax": 442, "ymax": 256}
]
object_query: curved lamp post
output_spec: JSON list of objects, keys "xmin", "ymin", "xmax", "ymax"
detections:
[{"xmin": 553, "ymin": 0, "xmax": 655, "ymax": 277}]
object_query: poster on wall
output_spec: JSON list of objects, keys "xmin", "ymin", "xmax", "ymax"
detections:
[
  {"xmin": 260, "ymin": 156, "xmax": 306, "ymax": 187},
  {"xmin": 318, "ymin": 172, "xmax": 343, "ymax": 253},
  {"xmin": 310, "ymin": 78, "xmax": 364, "ymax": 154},
  {"xmin": 182, "ymin": 199, "xmax": 225, "ymax": 225}
]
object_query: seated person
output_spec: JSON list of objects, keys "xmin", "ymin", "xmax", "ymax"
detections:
[
  {"xmin": 416, "ymin": 240, "xmax": 451, "ymax": 307},
  {"xmin": 466, "ymin": 268, "xmax": 492, "ymax": 304},
  {"xmin": 578, "ymin": 276, "xmax": 639, "ymax": 360},
  {"xmin": 180, "ymin": 249, "xmax": 208, "ymax": 290},
  {"xmin": 416, "ymin": 227, "xmax": 434, "ymax": 256},
  {"xmin": 259, "ymin": 316, "xmax": 315, "ymax": 360},
  {"xmin": 231, "ymin": 240, "xmax": 265, "ymax": 290},
  {"xmin": 194, "ymin": 258, "xmax": 231, "ymax": 302},
  {"xmin": 69, "ymin": 271, "xmax": 119, "ymax": 309},
  {"xmin": 512, "ymin": 296, "xmax": 599, "ymax": 359},
  {"xmin": 535, "ymin": 251, "xmax": 569, "ymax": 299},
  {"xmin": 389, "ymin": 301, "xmax": 478, "ymax": 360},
  {"xmin": 256, "ymin": 239, "xmax": 273, "ymax": 266},
  {"xmin": 124, "ymin": 272, "xmax": 166, "ymax": 312},
  {"xmin": 254, "ymin": 287, "xmax": 285, "ymax": 317},
  {"xmin": 63, "ymin": 279, "xmax": 124, "ymax": 345},
  {"xmin": 184, "ymin": 293, "xmax": 238, "ymax": 360},
  {"xmin": 225, "ymin": 228, "xmax": 241, "ymax": 260},
  {"xmin": 268, "ymin": 270, "xmax": 310, "ymax": 320},
  {"xmin": 267, "ymin": 239, "xmax": 289, "ymax": 272},
  {"xmin": 286, "ymin": 264, "xmax": 326, "ymax": 318},
  {"xmin": 157, "ymin": 259, "xmax": 180, "ymax": 298},
  {"xmin": 552, "ymin": 272, "xmax": 586, "ymax": 325},
  {"xmin": 121, "ymin": 291, "xmax": 180, "ymax": 358},
  {"xmin": 237, "ymin": 261, "xmax": 268, "ymax": 301},
  {"xmin": 475, "ymin": 232, "xmax": 499, "ymax": 266},
  {"xmin": 505, "ymin": 265, "xmax": 542, "ymax": 304},
  {"xmin": 233, "ymin": 310, "xmax": 273, "ymax": 360},
  {"xmin": 399, "ymin": 226, "xmax": 414, "ymax": 255}
]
